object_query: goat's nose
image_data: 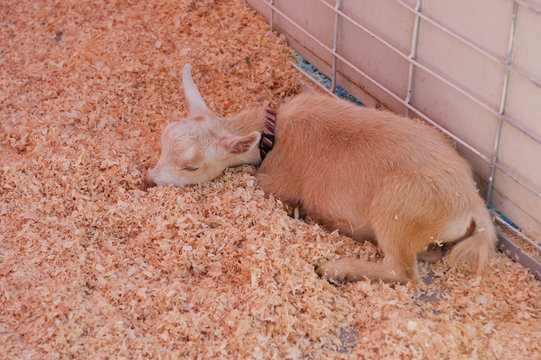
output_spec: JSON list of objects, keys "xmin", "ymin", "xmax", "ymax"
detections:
[{"xmin": 143, "ymin": 174, "xmax": 156, "ymax": 190}]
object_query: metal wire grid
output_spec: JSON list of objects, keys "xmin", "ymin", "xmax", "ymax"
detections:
[{"xmin": 260, "ymin": 0, "xmax": 541, "ymax": 278}]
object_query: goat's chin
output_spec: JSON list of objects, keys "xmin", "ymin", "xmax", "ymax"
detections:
[
  {"xmin": 155, "ymin": 172, "xmax": 223, "ymax": 187},
  {"xmin": 148, "ymin": 161, "xmax": 229, "ymax": 187}
]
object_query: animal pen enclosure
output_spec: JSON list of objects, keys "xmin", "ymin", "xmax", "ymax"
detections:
[{"xmin": 0, "ymin": 0, "xmax": 540, "ymax": 359}]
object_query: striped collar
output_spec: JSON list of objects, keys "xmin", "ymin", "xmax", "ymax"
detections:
[{"xmin": 259, "ymin": 109, "xmax": 277, "ymax": 161}]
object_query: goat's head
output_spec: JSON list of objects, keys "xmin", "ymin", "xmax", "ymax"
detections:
[{"xmin": 144, "ymin": 64, "xmax": 260, "ymax": 188}]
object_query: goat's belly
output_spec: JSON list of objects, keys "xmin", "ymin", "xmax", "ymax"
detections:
[{"xmin": 304, "ymin": 204, "xmax": 375, "ymax": 242}]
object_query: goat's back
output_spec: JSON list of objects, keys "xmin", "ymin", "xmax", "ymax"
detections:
[{"xmin": 259, "ymin": 94, "xmax": 474, "ymax": 204}]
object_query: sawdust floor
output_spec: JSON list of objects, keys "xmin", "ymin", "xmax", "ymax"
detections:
[{"xmin": 1, "ymin": 1, "xmax": 540, "ymax": 359}]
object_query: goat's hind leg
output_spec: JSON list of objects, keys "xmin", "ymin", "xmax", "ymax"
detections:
[{"xmin": 316, "ymin": 173, "xmax": 440, "ymax": 283}]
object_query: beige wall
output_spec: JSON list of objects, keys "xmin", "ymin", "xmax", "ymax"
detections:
[{"xmin": 247, "ymin": 0, "xmax": 541, "ymax": 243}]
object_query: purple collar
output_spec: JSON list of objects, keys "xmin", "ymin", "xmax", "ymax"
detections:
[{"xmin": 259, "ymin": 109, "xmax": 277, "ymax": 161}]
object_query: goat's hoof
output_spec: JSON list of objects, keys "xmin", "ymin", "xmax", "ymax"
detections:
[{"xmin": 314, "ymin": 260, "xmax": 350, "ymax": 284}]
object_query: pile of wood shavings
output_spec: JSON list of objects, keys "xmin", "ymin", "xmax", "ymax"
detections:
[{"xmin": 1, "ymin": 0, "xmax": 539, "ymax": 358}]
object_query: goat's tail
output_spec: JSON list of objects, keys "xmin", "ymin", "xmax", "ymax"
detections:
[{"xmin": 448, "ymin": 206, "xmax": 497, "ymax": 274}]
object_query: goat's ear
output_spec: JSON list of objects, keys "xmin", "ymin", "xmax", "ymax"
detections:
[
  {"xmin": 182, "ymin": 64, "xmax": 209, "ymax": 115},
  {"xmin": 220, "ymin": 131, "xmax": 260, "ymax": 154}
]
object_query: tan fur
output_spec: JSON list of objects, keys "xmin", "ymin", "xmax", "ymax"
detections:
[{"xmin": 145, "ymin": 65, "xmax": 497, "ymax": 283}]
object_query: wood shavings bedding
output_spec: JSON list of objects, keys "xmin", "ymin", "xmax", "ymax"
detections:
[{"xmin": 0, "ymin": 0, "xmax": 539, "ymax": 359}]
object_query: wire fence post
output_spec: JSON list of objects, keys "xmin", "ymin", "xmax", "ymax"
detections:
[
  {"xmin": 405, "ymin": 0, "xmax": 422, "ymax": 117},
  {"xmin": 269, "ymin": 0, "xmax": 275, "ymax": 32},
  {"xmin": 486, "ymin": 1, "xmax": 519, "ymax": 205},
  {"xmin": 331, "ymin": 0, "xmax": 342, "ymax": 94}
]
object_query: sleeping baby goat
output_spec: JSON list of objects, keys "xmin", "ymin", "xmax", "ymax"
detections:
[{"xmin": 144, "ymin": 64, "xmax": 497, "ymax": 283}]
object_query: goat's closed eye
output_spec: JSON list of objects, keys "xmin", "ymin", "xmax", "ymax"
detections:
[{"xmin": 182, "ymin": 165, "xmax": 199, "ymax": 172}]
